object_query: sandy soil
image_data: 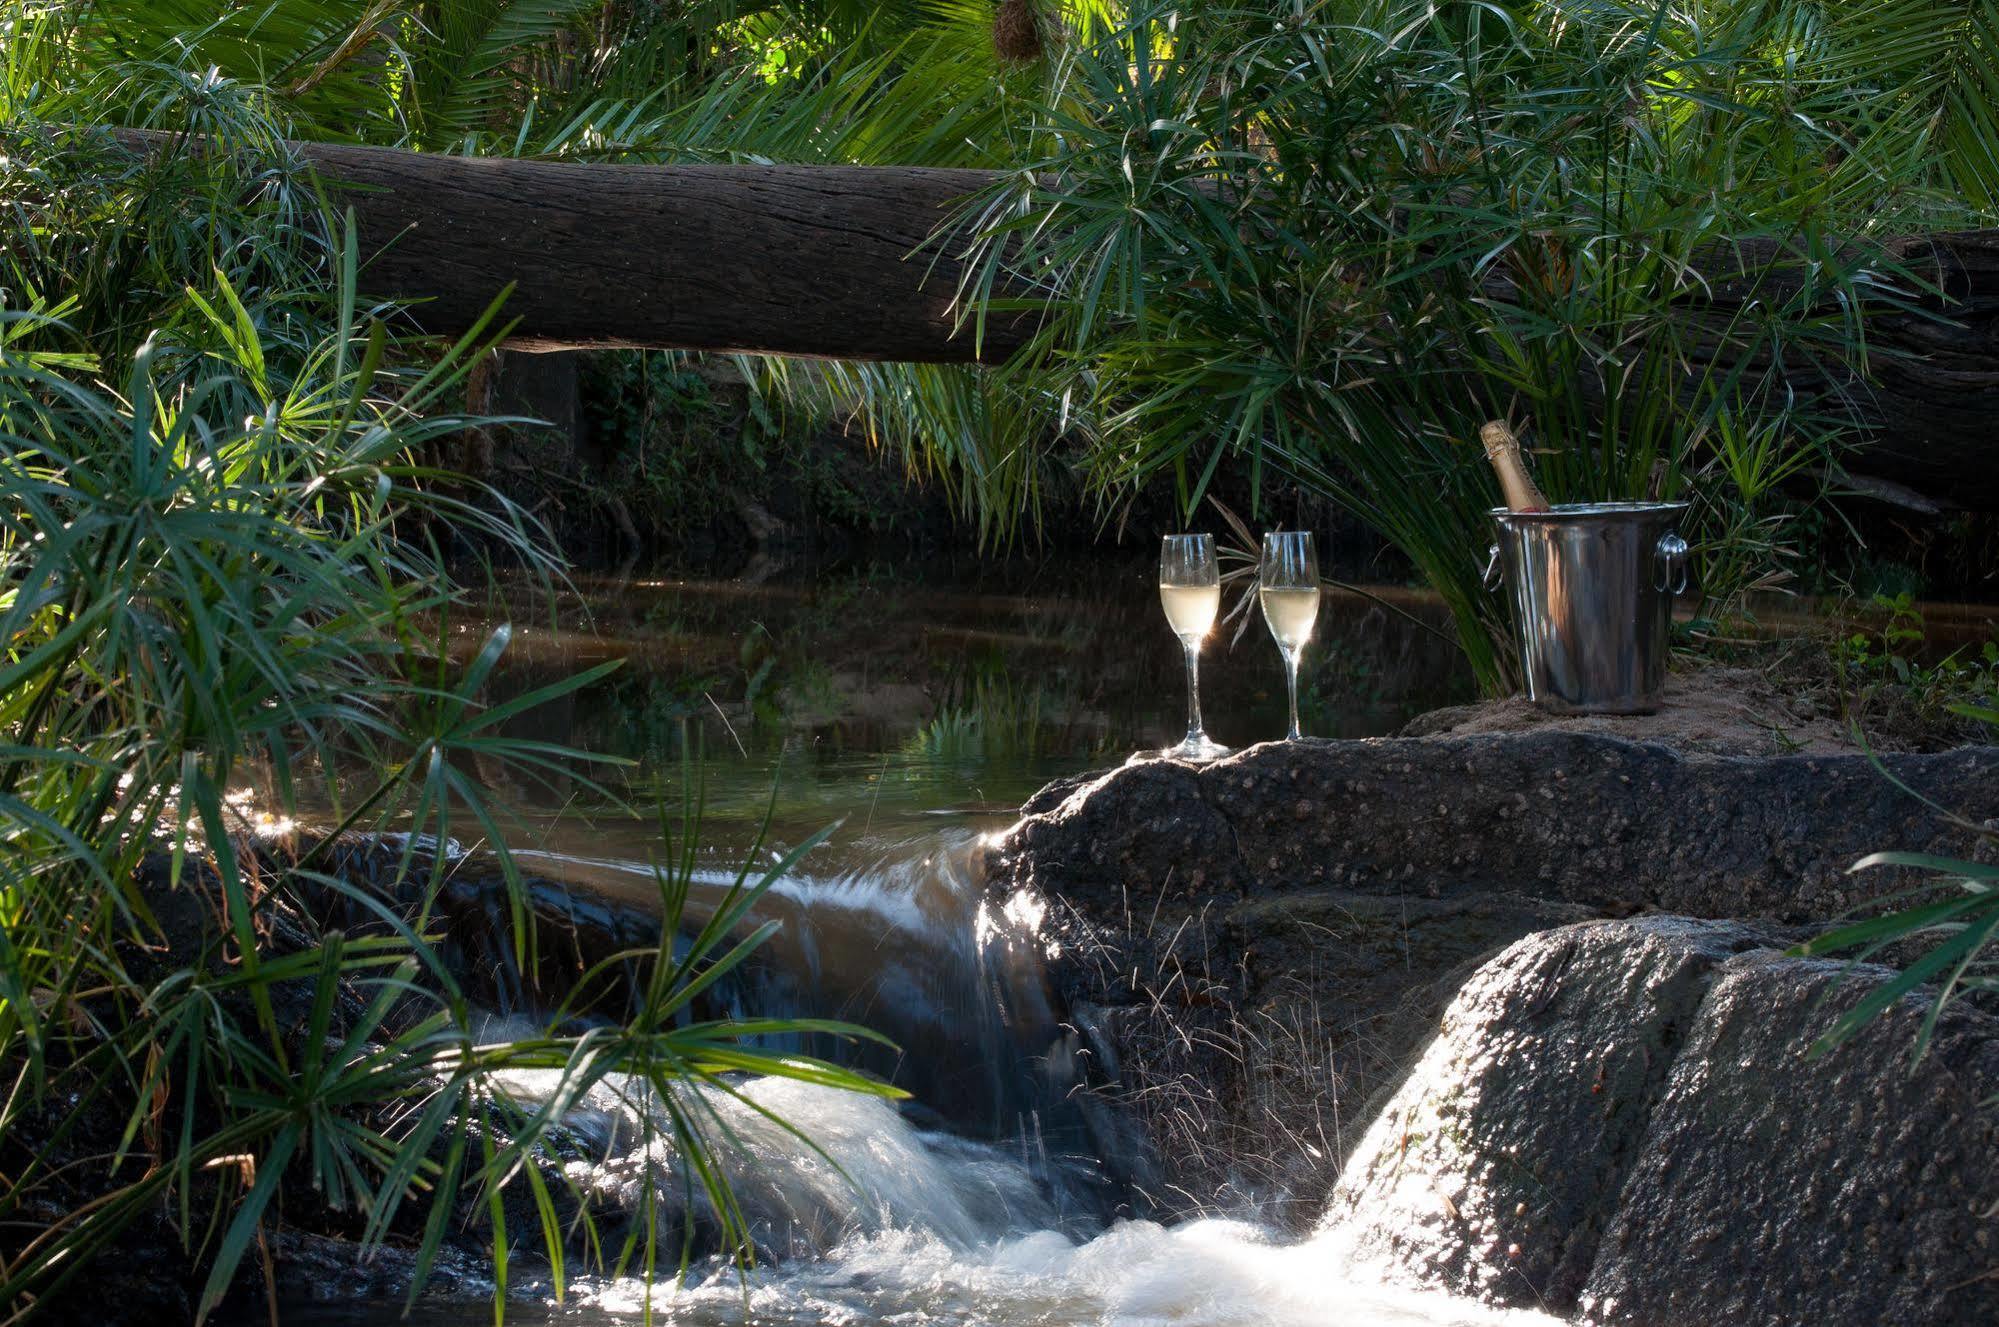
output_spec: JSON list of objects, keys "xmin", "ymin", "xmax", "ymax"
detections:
[{"xmin": 1400, "ymin": 664, "xmax": 1872, "ymax": 757}]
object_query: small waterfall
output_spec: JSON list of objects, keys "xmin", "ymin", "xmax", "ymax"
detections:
[
  {"xmin": 492, "ymin": 1072, "xmax": 1556, "ymax": 1326},
  {"xmin": 511, "ymin": 830, "xmax": 1139, "ymax": 1225},
  {"xmin": 486, "ymin": 1074, "xmax": 1060, "ymax": 1257},
  {"xmin": 471, "ymin": 833, "xmax": 1564, "ymax": 1327}
]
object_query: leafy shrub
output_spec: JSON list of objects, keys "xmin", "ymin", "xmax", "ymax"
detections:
[
  {"xmin": 0, "ymin": 65, "xmax": 892, "ymax": 1322},
  {"xmin": 945, "ymin": 1, "xmax": 1993, "ymax": 686},
  {"xmin": 1835, "ymin": 593, "xmax": 1999, "ymax": 717}
]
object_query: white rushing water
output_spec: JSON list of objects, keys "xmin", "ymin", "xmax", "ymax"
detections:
[
  {"xmin": 446, "ymin": 834, "xmax": 1563, "ymax": 1327},
  {"xmin": 486, "ymin": 1074, "xmax": 1558, "ymax": 1327},
  {"xmin": 575, "ymin": 1221, "xmax": 1561, "ymax": 1326}
]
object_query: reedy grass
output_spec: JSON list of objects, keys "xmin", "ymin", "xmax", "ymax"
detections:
[
  {"xmin": 941, "ymin": 0, "xmax": 1996, "ymax": 688},
  {"xmin": 1792, "ymin": 707, "xmax": 1999, "ymax": 1080},
  {"xmin": 0, "ymin": 66, "xmax": 899, "ymax": 1324}
]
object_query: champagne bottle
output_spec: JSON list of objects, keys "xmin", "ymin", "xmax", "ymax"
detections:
[{"xmin": 1480, "ymin": 421, "xmax": 1549, "ymax": 512}]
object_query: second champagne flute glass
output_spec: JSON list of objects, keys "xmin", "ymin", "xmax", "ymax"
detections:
[
  {"xmin": 1158, "ymin": 533, "xmax": 1230, "ymax": 762},
  {"xmin": 1259, "ymin": 531, "xmax": 1320, "ymax": 740}
]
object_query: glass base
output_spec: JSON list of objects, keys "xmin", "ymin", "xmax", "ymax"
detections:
[{"xmin": 1139, "ymin": 731, "xmax": 1232, "ymax": 764}]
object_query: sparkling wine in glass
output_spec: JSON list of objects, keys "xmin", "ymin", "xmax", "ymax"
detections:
[
  {"xmin": 1158, "ymin": 533, "xmax": 1230, "ymax": 762},
  {"xmin": 1259, "ymin": 531, "xmax": 1320, "ymax": 741}
]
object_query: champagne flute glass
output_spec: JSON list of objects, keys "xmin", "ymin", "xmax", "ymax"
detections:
[
  {"xmin": 1258, "ymin": 531, "xmax": 1320, "ymax": 741},
  {"xmin": 1157, "ymin": 534, "xmax": 1230, "ymax": 762}
]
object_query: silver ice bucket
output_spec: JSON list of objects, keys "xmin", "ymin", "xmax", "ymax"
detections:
[{"xmin": 1486, "ymin": 502, "xmax": 1689, "ymax": 715}]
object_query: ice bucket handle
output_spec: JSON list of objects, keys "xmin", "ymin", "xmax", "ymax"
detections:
[
  {"xmin": 1654, "ymin": 531, "xmax": 1689, "ymax": 595},
  {"xmin": 1482, "ymin": 542, "xmax": 1502, "ymax": 591}
]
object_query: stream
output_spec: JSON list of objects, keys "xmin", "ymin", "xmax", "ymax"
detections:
[{"xmin": 262, "ymin": 558, "xmax": 1558, "ymax": 1326}]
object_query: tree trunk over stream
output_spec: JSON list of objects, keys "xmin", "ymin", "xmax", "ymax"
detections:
[
  {"xmin": 118, "ymin": 131, "xmax": 1999, "ymax": 507},
  {"xmin": 282, "ymin": 139, "xmax": 1032, "ymax": 363}
]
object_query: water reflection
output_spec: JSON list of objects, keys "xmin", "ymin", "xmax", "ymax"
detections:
[{"xmin": 471, "ymin": 556, "xmax": 1472, "ymax": 867}]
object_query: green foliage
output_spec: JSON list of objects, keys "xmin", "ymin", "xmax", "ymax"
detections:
[
  {"xmin": 26, "ymin": 0, "xmax": 1999, "ymax": 693},
  {"xmin": 0, "ymin": 100, "xmax": 324, "ymax": 368},
  {"xmin": 0, "ymin": 60, "xmax": 897, "ymax": 1322},
  {"xmin": 938, "ymin": 0, "xmax": 1995, "ymax": 687},
  {"xmin": 1808, "ymin": 0, "xmax": 1999, "ymax": 211},
  {"xmin": 1836, "ymin": 593, "xmax": 1934, "ymax": 679},
  {"xmin": 576, "ymin": 350, "xmax": 926, "ymax": 544},
  {"xmin": 1792, "ymin": 708, "xmax": 1999, "ymax": 1075},
  {"xmin": 1793, "ymin": 849, "xmax": 1999, "ymax": 1068},
  {"xmin": 906, "ymin": 673, "xmax": 1054, "ymax": 762},
  {"xmin": 578, "ymin": 350, "xmax": 738, "ymax": 523},
  {"xmin": 26, "ymin": 0, "xmax": 1091, "ymax": 558},
  {"xmin": 1833, "ymin": 592, "xmax": 1999, "ymax": 720},
  {"xmin": 53, "ymin": 0, "xmax": 1057, "ymax": 159},
  {"xmin": 771, "ymin": 356, "xmax": 1072, "ymax": 546}
]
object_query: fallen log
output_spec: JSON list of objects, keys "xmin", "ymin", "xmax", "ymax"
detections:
[
  {"xmin": 116, "ymin": 131, "xmax": 1999, "ymax": 506},
  {"xmin": 1840, "ymin": 231, "xmax": 1999, "ymax": 503},
  {"xmin": 306, "ymin": 143, "xmax": 1029, "ymax": 361},
  {"xmin": 119, "ymin": 130, "xmax": 1030, "ymax": 363}
]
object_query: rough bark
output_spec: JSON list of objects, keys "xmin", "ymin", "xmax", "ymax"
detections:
[
  {"xmin": 292, "ymin": 140, "xmax": 1029, "ymax": 362},
  {"xmin": 1845, "ymin": 231, "xmax": 1999, "ymax": 501}
]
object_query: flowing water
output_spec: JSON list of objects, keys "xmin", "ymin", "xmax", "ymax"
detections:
[
  {"xmin": 265, "ymin": 558, "xmax": 1563, "ymax": 1326},
  {"xmin": 282, "ymin": 1073, "xmax": 1554, "ymax": 1324}
]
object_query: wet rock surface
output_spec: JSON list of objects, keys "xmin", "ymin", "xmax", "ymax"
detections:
[
  {"xmin": 256, "ymin": 1232, "xmax": 510, "ymax": 1307},
  {"xmin": 986, "ymin": 732, "xmax": 1999, "ymax": 1227}
]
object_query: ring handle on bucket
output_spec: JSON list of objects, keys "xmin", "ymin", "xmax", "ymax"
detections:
[
  {"xmin": 1482, "ymin": 543, "xmax": 1502, "ymax": 591},
  {"xmin": 1654, "ymin": 531, "xmax": 1689, "ymax": 595}
]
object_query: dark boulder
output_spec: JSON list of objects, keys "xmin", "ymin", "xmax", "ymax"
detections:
[
  {"xmin": 1317, "ymin": 917, "xmax": 1781, "ymax": 1311},
  {"xmin": 989, "ymin": 733, "xmax": 1999, "ymax": 923},
  {"xmin": 1580, "ymin": 948, "xmax": 1999, "ymax": 1327},
  {"xmin": 1314, "ymin": 917, "xmax": 1999, "ymax": 1325},
  {"xmin": 986, "ymin": 733, "xmax": 1999, "ymax": 1223}
]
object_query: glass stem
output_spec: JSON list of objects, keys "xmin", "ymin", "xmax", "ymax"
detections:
[
  {"xmin": 1283, "ymin": 647, "xmax": 1302, "ymax": 741},
  {"xmin": 1182, "ymin": 636, "xmax": 1205, "ymax": 740}
]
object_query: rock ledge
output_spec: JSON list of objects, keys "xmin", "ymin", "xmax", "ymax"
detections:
[{"xmin": 982, "ymin": 732, "xmax": 1999, "ymax": 1224}]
